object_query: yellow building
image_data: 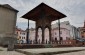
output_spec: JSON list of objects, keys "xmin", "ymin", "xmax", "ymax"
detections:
[{"xmin": 15, "ymin": 27, "xmax": 27, "ymax": 44}]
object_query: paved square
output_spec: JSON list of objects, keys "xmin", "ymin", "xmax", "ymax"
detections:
[{"xmin": 17, "ymin": 47, "xmax": 85, "ymax": 54}]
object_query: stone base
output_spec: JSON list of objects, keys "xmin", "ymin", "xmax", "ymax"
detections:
[
  {"xmin": 7, "ymin": 43, "xmax": 14, "ymax": 51},
  {"xmin": 7, "ymin": 37, "xmax": 17, "ymax": 51},
  {"xmin": 0, "ymin": 37, "xmax": 17, "ymax": 45},
  {"xmin": 0, "ymin": 36, "xmax": 17, "ymax": 51}
]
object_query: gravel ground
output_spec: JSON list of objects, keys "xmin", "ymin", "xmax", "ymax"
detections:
[{"xmin": 55, "ymin": 51, "xmax": 85, "ymax": 55}]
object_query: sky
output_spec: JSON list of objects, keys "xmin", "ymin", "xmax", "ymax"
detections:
[{"xmin": 0, "ymin": 0, "xmax": 85, "ymax": 30}]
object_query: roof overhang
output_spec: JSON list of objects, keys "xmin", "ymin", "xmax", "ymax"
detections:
[{"xmin": 22, "ymin": 3, "xmax": 66, "ymax": 21}]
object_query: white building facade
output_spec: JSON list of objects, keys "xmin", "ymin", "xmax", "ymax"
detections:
[{"xmin": 52, "ymin": 21, "xmax": 80, "ymax": 39}]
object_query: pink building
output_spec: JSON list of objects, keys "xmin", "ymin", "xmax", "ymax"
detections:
[
  {"xmin": 52, "ymin": 28, "xmax": 70, "ymax": 41},
  {"xmin": 29, "ymin": 28, "xmax": 35, "ymax": 44},
  {"xmin": 29, "ymin": 21, "xmax": 79, "ymax": 44},
  {"xmin": 29, "ymin": 27, "xmax": 70, "ymax": 44}
]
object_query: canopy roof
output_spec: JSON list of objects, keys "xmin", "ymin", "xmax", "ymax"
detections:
[{"xmin": 22, "ymin": 3, "xmax": 66, "ymax": 21}]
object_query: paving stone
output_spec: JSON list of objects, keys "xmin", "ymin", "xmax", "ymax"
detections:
[
  {"xmin": 0, "ymin": 51, "xmax": 25, "ymax": 55},
  {"xmin": 17, "ymin": 47, "xmax": 85, "ymax": 54},
  {"xmin": 56, "ymin": 51, "xmax": 85, "ymax": 55}
]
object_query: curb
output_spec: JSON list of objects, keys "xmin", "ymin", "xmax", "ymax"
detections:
[
  {"xmin": 15, "ymin": 49, "xmax": 39, "ymax": 55},
  {"xmin": 15, "ymin": 49, "xmax": 85, "ymax": 55}
]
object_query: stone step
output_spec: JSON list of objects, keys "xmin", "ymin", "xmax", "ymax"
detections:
[{"xmin": 15, "ymin": 47, "xmax": 85, "ymax": 55}]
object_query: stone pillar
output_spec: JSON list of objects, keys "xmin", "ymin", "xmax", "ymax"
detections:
[
  {"xmin": 35, "ymin": 28, "xmax": 38, "ymax": 44},
  {"xmin": 7, "ymin": 36, "xmax": 17, "ymax": 51},
  {"xmin": 49, "ymin": 27, "xmax": 52, "ymax": 44},
  {"xmin": 42, "ymin": 28, "xmax": 44, "ymax": 44},
  {"xmin": 58, "ymin": 19, "xmax": 61, "ymax": 44},
  {"xmin": 7, "ymin": 38, "xmax": 14, "ymax": 51},
  {"xmin": 26, "ymin": 19, "xmax": 29, "ymax": 44}
]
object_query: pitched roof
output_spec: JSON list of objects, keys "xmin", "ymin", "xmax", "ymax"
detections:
[
  {"xmin": 16, "ymin": 27, "xmax": 25, "ymax": 32},
  {"xmin": 22, "ymin": 3, "xmax": 66, "ymax": 21},
  {"xmin": 0, "ymin": 4, "xmax": 18, "ymax": 12}
]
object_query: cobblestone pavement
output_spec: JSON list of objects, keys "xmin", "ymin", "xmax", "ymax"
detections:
[{"xmin": 55, "ymin": 51, "xmax": 85, "ymax": 55}]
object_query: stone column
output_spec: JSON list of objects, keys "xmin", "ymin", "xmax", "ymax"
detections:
[
  {"xmin": 58, "ymin": 19, "xmax": 61, "ymax": 44},
  {"xmin": 42, "ymin": 27, "xmax": 45, "ymax": 44},
  {"xmin": 7, "ymin": 38, "xmax": 14, "ymax": 51},
  {"xmin": 35, "ymin": 28, "xmax": 38, "ymax": 44},
  {"xmin": 7, "ymin": 36, "xmax": 17, "ymax": 51},
  {"xmin": 49, "ymin": 27, "xmax": 52, "ymax": 44},
  {"xmin": 26, "ymin": 19, "xmax": 29, "ymax": 44}
]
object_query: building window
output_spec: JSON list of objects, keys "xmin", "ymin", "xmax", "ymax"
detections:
[
  {"xmin": 17, "ymin": 32, "xmax": 18, "ymax": 34},
  {"xmin": 55, "ymin": 37, "xmax": 57, "ymax": 41},
  {"xmin": 82, "ymin": 36, "xmax": 84, "ymax": 38},
  {"xmin": 23, "ymin": 33, "xmax": 25, "ymax": 35},
  {"xmin": 22, "ymin": 37, "xmax": 23, "ymax": 39},
  {"xmin": 20, "ymin": 32, "xmax": 21, "ymax": 34},
  {"xmin": 24, "ymin": 37, "xmax": 25, "ymax": 39}
]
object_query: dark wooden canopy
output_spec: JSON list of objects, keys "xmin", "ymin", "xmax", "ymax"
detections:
[{"xmin": 22, "ymin": 3, "xmax": 66, "ymax": 21}]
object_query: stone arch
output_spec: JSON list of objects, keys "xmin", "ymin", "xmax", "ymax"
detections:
[
  {"xmin": 37, "ymin": 26, "xmax": 42, "ymax": 44},
  {"xmin": 44, "ymin": 26, "xmax": 50, "ymax": 44}
]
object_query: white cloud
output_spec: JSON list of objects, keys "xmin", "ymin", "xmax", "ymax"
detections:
[
  {"xmin": 0, "ymin": 0, "xmax": 85, "ymax": 29},
  {"xmin": 17, "ymin": 18, "xmax": 28, "ymax": 23}
]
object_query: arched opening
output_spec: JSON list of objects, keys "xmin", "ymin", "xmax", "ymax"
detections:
[
  {"xmin": 44, "ymin": 27, "xmax": 50, "ymax": 44},
  {"xmin": 38, "ymin": 28, "xmax": 42, "ymax": 44}
]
